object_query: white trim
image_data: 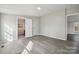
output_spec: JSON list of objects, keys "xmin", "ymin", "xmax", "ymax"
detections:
[
  {"xmin": 65, "ymin": 8, "xmax": 67, "ymax": 40},
  {"xmin": 16, "ymin": 16, "xmax": 19, "ymax": 40}
]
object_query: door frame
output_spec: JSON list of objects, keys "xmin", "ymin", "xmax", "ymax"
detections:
[
  {"xmin": 66, "ymin": 13, "xmax": 79, "ymax": 40},
  {"xmin": 16, "ymin": 16, "xmax": 33, "ymax": 40}
]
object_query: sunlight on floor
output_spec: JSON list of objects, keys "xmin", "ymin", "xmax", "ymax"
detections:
[
  {"xmin": 26, "ymin": 41, "xmax": 34, "ymax": 51},
  {"xmin": 21, "ymin": 49, "xmax": 29, "ymax": 54},
  {"xmin": 4, "ymin": 24, "xmax": 14, "ymax": 42},
  {"xmin": 21, "ymin": 40, "xmax": 34, "ymax": 54}
]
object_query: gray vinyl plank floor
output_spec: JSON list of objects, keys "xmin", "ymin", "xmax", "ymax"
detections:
[{"xmin": 0, "ymin": 35, "xmax": 78, "ymax": 54}]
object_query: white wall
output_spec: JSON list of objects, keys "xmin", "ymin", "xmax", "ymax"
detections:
[
  {"xmin": 40, "ymin": 10, "xmax": 66, "ymax": 40},
  {"xmin": 32, "ymin": 17, "xmax": 40, "ymax": 36},
  {"xmin": 0, "ymin": 14, "xmax": 1, "ymax": 40},
  {"xmin": 0, "ymin": 13, "xmax": 17, "ymax": 42},
  {"xmin": 67, "ymin": 8, "xmax": 79, "ymax": 16},
  {"xmin": 0, "ymin": 13, "xmax": 40, "ymax": 41}
]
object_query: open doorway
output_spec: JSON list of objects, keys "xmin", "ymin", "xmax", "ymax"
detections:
[
  {"xmin": 17, "ymin": 16, "xmax": 32, "ymax": 39},
  {"xmin": 18, "ymin": 16, "xmax": 25, "ymax": 39},
  {"xmin": 67, "ymin": 15, "xmax": 79, "ymax": 42}
]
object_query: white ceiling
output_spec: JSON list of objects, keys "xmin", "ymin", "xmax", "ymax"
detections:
[{"xmin": 0, "ymin": 4, "xmax": 79, "ymax": 16}]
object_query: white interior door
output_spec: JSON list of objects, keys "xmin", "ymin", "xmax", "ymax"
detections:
[{"xmin": 25, "ymin": 18, "xmax": 32, "ymax": 37}]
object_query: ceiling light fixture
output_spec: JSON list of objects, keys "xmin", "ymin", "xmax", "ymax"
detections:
[{"xmin": 37, "ymin": 7, "xmax": 41, "ymax": 10}]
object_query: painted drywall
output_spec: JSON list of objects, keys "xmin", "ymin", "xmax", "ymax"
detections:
[
  {"xmin": 24, "ymin": 16, "xmax": 40, "ymax": 37},
  {"xmin": 67, "ymin": 8, "xmax": 79, "ymax": 16},
  {"xmin": 0, "ymin": 14, "xmax": 1, "ymax": 40},
  {"xmin": 40, "ymin": 10, "xmax": 66, "ymax": 40},
  {"xmin": 0, "ymin": 13, "xmax": 40, "ymax": 41},
  {"xmin": 32, "ymin": 17, "xmax": 40, "ymax": 36},
  {"xmin": 0, "ymin": 13, "xmax": 17, "ymax": 42},
  {"xmin": 67, "ymin": 15, "xmax": 79, "ymax": 34}
]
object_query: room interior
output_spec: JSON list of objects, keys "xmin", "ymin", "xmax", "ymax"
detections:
[
  {"xmin": 67, "ymin": 15, "xmax": 79, "ymax": 42},
  {"xmin": 18, "ymin": 16, "xmax": 25, "ymax": 39},
  {"xmin": 0, "ymin": 4, "xmax": 79, "ymax": 54}
]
